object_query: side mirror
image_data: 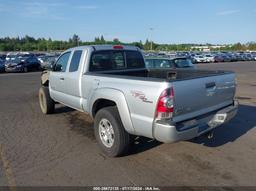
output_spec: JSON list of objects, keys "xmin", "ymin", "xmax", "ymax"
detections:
[{"xmin": 54, "ymin": 64, "xmax": 62, "ymax": 72}]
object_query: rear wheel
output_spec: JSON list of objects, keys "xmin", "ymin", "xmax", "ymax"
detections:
[
  {"xmin": 94, "ymin": 106, "xmax": 130, "ymax": 157},
  {"xmin": 23, "ymin": 66, "xmax": 28, "ymax": 73},
  {"xmin": 39, "ymin": 86, "xmax": 55, "ymax": 114}
]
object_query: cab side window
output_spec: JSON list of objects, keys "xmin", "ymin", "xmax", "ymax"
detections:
[
  {"xmin": 69, "ymin": 50, "xmax": 82, "ymax": 72},
  {"xmin": 54, "ymin": 52, "xmax": 71, "ymax": 72}
]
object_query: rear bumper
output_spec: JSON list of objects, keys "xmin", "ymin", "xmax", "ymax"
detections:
[{"xmin": 153, "ymin": 100, "xmax": 238, "ymax": 143}]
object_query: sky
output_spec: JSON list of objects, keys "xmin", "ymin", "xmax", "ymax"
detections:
[{"xmin": 0, "ymin": 0, "xmax": 255, "ymax": 44}]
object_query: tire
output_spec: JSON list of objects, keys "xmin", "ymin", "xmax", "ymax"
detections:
[
  {"xmin": 39, "ymin": 86, "xmax": 55, "ymax": 114},
  {"xmin": 23, "ymin": 67, "xmax": 28, "ymax": 73},
  {"xmin": 94, "ymin": 106, "xmax": 130, "ymax": 157}
]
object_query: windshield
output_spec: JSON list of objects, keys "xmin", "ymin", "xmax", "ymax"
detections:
[{"xmin": 173, "ymin": 58, "xmax": 194, "ymax": 68}]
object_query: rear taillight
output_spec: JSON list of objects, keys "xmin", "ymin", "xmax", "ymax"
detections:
[{"xmin": 155, "ymin": 87, "xmax": 174, "ymax": 120}]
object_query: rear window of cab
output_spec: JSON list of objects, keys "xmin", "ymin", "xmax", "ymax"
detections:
[{"xmin": 89, "ymin": 50, "xmax": 144, "ymax": 71}]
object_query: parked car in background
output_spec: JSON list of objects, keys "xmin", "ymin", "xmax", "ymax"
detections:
[
  {"xmin": 40, "ymin": 55, "xmax": 58, "ymax": 70},
  {"xmin": 252, "ymin": 53, "xmax": 256, "ymax": 60},
  {"xmin": 227, "ymin": 53, "xmax": 238, "ymax": 62},
  {"xmin": 194, "ymin": 55, "xmax": 207, "ymax": 63},
  {"xmin": 187, "ymin": 54, "xmax": 197, "ymax": 63},
  {"xmin": 234, "ymin": 53, "xmax": 243, "ymax": 61},
  {"xmin": 245, "ymin": 53, "xmax": 254, "ymax": 61},
  {"xmin": 143, "ymin": 51, "xmax": 256, "ymax": 63},
  {"xmin": 35, "ymin": 53, "xmax": 46, "ymax": 58},
  {"xmin": 213, "ymin": 55, "xmax": 224, "ymax": 62},
  {"xmin": 38, "ymin": 55, "xmax": 47, "ymax": 64},
  {"xmin": 145, "ymin": 57, "xmax": 196, "ymax": 69},
  {"xmin": 240, "ymin": 53, "xmax": 248, "ymax": 61},
  {"xmin": 221, "ymin": 54, "xmax": 232, "ymax": 62},
  {"xmin": 204, "ymin": 54, "xmax": 215, "ymax": 63},
  {"xmin": 5, "ymin": 54, "xmax": 41, "ymax": 72},
  {"xmin": 0, "ymin": 58, "xmax": 5, "ymax": 72}
]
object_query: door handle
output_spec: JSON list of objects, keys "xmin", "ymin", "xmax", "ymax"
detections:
[{"xmin": 60, "ymin": 77, "xmax": 65, "ymax": 81}]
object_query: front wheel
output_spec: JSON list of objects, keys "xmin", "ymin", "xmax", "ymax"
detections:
[
  {"xmin": 39, "ymin": 86, "xmax": 55, "ymax": 114},
  {"xmin": 94, "ymin": 106, "xmax": 130, "ymax": 157}
]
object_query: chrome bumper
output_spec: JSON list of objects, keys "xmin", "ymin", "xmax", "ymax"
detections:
[{"xmin": 153, "ymin": 101, "xmax": 238, "ymax": 143}]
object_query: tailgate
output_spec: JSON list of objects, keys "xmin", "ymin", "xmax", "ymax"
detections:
[{"xmin": 172, "ymin": 73, "xmax": 236, "ymax": 122}]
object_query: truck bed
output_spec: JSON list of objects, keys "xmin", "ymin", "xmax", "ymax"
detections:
[{"xmin": 90, "ymin": 68, "xmax": 233, "ymax": 82}]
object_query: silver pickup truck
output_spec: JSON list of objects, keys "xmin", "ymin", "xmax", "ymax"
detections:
[{"xmin": 39, "ymin": 45, "xmax": 238, "ymax": 157}]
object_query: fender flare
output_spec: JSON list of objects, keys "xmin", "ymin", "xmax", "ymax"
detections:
[
  {"xmin": 41, "ymin": 71, "xmax": 50, "ymax": 86},
  {"xmin": 89, "ymin": 88, "xmax": 135, "ymax": 134}
]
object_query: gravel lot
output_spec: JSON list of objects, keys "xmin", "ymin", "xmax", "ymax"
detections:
[{"xmin": 0, "ymin": 61, "xmax": 256, "ymax": 187}]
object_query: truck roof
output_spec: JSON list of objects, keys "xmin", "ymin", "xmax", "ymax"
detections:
[{"xmin": 67, "ymin": 45, "xmax": 140, "ymax": 52}]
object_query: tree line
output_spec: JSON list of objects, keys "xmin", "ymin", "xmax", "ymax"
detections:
[{"xmin": 0, "ymin": 34, "xmax": 256, "ymax": 52}]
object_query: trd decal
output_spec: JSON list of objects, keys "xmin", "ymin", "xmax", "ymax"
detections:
[{"xmin": 131, "ymin": 91, "xmax": 153, "ymax": 103}]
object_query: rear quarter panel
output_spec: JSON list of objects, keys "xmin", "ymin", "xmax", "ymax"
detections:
[{"xmin": 83, "ymin": 75, "xmax": 168, "ymax": 138}]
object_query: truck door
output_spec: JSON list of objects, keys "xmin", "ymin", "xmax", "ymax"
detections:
[
  {"xmin": 60, "ymin": 49, "xmax": 85, "ymax": 110},
  {"xmin": 49, "ymin": 51, "xmax": 71, "ymax": 103}
]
